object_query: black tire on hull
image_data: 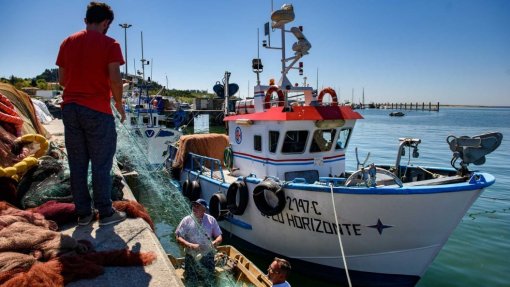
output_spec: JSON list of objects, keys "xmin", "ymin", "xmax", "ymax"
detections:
[
  {"xmin": 227, "ymin": 181, "xmax": 249, "ymax": 215},
  {"xmin": 183, "ymin": 180, "xmax": 201, "ymax": 201},
  {"xmin": 252, "ymin": 180, "xmax": 286, "ymax": 216},
  {"xmin": 209, "ymin": 192, "xmax": 228, "ymax": 221}
]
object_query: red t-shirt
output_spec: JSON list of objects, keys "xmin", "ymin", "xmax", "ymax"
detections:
[{"xmin": 56, "ymin": 30, "xmax": 125, "ymax": 114}]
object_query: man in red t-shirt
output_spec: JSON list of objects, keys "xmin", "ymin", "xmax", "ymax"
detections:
[{"xmin": 56, "ymin": 2, "xmax": 126, "ymax": 226}]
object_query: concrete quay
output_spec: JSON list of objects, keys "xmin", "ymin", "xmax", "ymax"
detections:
[{"xmin": 43, "ymin": 119, "xmax": 183, "ymax": 287}]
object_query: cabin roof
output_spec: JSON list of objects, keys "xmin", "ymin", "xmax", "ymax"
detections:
[{"xmin": 224, "ymin": 106, "xmax": 363, "ymax": 121}]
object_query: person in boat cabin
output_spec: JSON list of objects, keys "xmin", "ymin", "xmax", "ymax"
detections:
[
  {"xmin": 56, "ymin": 1, "xmax": 127, "ymax": 226},
  {"xmin": 267, "ymin": 257, "xmax": 292, "ymax": 287},
  {"xmin": 175, "ymin": 198, "xmax": 223, "ymax": 285}
]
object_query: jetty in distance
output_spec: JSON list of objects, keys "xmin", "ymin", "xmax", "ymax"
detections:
[{"xmin": 367, "ymin": 102, "xmax": 440, "ymax": 111}]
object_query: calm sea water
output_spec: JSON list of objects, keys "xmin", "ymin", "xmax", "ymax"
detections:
[
  {"xmin": 134, "ymin": 107, "xmax": 510, "ymax": 287},
  {"xmin": 348, "ymin": 107, "xmax": 510, "ymax": 287}
]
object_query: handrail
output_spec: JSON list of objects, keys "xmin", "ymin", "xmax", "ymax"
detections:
[{"xmin": 189, "ymin": 152, "xmax": 226, "ymax": 183}]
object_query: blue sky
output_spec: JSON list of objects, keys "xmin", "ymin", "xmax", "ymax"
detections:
[{"xmin": 0, "ymin": 0, "xmax": 509, "ymax": 106}]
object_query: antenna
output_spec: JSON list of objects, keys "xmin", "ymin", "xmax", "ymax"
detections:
[
  {"xmin": 256, "ymin": 28, "xmax": 261, "ymax": 85},
  {"xmin": 362, "ymin": 87, "xmax": 365, "ymax": 107},
  {"xmin": 141, "ymin": 31, "xmax": 145, "ymax": 81},
  {"xmin": 316, "ymin": 67, "xmax": 318, "ymax": 90},
  {"xmin": 133, "ymin": 58, "xmax": 136, "ymax": 77}
]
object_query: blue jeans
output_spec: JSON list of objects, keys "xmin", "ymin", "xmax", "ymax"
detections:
[{"xmin": 62, "ymin": 103, "xmax": 116, "ymax": 218}]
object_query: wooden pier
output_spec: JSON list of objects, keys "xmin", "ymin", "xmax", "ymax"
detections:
[{"xmin": 373, "ymin": 102, "xmax": 440, "ymax": 111}]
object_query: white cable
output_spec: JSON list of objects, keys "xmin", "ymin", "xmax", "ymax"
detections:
[{"xmin": 330, "ymin": 183, "xmax": 353, "ymax": 287}]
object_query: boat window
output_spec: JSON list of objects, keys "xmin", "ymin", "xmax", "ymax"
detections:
[
  {"xmin": 285, "ymin": 170, "xmax": 319, "ymax": 183},
  {"xmin": 335, "ymin": 128, "xmax": 352, "ymax": 150},
  {"xmin": 254, "ymin": 135, "xmax": 262, "ymax": 152},
  {"xmin": 310, "ymin": 129, "xmax": 337, "ymax": 153},
  {"xmin": 269, "ymin": 131, "xmax": 279, "ymax": 153},
  {"xmin": 282, "ymin": 130, "xmax": 308, "ymax": 153}
]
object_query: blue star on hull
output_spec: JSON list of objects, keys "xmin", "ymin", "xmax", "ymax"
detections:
[{"xmin": 368, "ymin": 219, "xmax": 393, "ymax": 235}]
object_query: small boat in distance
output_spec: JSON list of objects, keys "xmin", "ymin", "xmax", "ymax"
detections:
[
  {"xmin": 389, "ymin": 111, "xmax": 405, "ymax": 117},
  {"xmin": 164, "ymin": 3, "xmax": 503, "ymax": 286}
]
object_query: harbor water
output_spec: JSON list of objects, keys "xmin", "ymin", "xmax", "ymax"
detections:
[{"xmin": 130, "ymin": 107, "xmax": 510, "ymax": 287}]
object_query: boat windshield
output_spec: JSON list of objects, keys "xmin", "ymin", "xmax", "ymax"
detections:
[
  {"xmin": 282, "ymin": 130, "xmax": 308, "ymax": 153},
  {"xmin": 310, "ymin": 129, "xmax": 336, "ymax": 153},
  {"xmin": 335, "ymin": 128, "xmax": 352, "ymax": 150}
]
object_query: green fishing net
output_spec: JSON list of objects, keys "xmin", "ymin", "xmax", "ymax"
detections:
[
  {"xmin": 18, "ymin": 150, "xmax": 124, "ymax": 209},
  {"xmin": 115, "ymin": 117, "xmax": 246, "ymax": 287}
]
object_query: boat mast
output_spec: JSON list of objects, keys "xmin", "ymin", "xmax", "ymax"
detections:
[{"xmin": 223, "ymin": 71, "xmax": 231, "ymax": 132}]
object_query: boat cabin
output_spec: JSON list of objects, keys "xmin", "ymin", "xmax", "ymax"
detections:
[{"xmin": 224, "ymin": 85, "xmax": 363, "ymax": 183}]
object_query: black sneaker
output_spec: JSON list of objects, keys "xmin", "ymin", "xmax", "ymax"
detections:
[
  {"xmin": 99, "ymin": 210, "xmax": 127, "ymax": 226},
  {"xmin": 77, "ymin": 211, "xmax": 96, "ymax": 226}
]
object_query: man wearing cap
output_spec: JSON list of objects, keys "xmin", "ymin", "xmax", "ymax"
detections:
[{"xmin": 175, "ymin": 198, "xmax": 222, "ymax": 285}]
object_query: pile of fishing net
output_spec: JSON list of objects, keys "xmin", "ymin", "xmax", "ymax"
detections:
[
  {"xmin": 17, "ymin": 155, "xmax": 125, "ymax": 209},
  {"xmin": 0, "ymin": 201, "xmax": 156, "ymax": 287},
  {"xmin": 0, "ymin": 83, "xmax": 49, "ymax": 138}
]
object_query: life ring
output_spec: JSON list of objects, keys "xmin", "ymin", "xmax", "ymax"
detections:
[
  {"xmin": 264, "ymin": 86, "xmax": 285, "ymax": 109},
  {"xmin": 253, "ymin": 180, "xmax": 286, "ymax": 216},
  {"xmin": 183, "ymin": 180, "xmax": 201, "ymax": 201},
  {"xmin": 318, "ymin": 87, "xmax": 338, "ymax": 106},
  {"xmin": 224, "ymin": 146, "xmax": 233, "ymax": 171},
  {"xmin": 16, "ymin": 134, "xmax": 49, "ymax": 158},
  {"xmin": 227, "ymin": 181, "xmax": 249, "ymax": 215},
  {"xmin": 209, "ymin": 193, "xmax": 228, "ymax": 221}
]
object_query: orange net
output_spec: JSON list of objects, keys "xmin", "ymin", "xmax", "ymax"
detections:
[{"xmin": 172, "ymin": 134, "xmax": 229, "ymax": 170}]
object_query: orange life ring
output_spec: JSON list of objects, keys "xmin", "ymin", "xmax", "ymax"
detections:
[
  {"xmin": 318, "ymin": 87, "xmax": 338, "ymax": 106},
  {"xmin": 264, "ymin": 86, "xmax": 285, "ymax": 109}
]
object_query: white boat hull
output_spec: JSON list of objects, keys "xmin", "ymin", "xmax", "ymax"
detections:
[{"xmin": 182, "ymin": 171, "xmax": 487, "ymax": 284}]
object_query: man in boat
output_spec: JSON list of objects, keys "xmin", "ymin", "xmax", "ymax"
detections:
[
  {"xmin": 56, "ymin": 2, "xmax": 126, "ymax": 226},
  {"xmin": 175, "ymin": 198, "xmax": 223, "ymax": 286},
  {"xmin": 267, "ymin": 257, "xmax": 292, "ymax": 287}
]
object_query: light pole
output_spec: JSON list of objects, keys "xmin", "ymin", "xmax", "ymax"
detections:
[{"xmin": 119, "ymin": 23, "xmax": 132, "ymax": 77}]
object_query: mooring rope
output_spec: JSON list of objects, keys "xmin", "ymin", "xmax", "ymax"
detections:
[{"xmin": 329, "ymin": 183, "xmax": 352, "ymax": 287}]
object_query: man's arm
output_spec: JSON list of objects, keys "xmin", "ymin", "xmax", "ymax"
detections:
[
  {"xmin": 58, "ymin": 67, "xmax": 65, "ymax": 87},
  {"xmin": 176, "ymin": 235, "xmax": 199, "ymax": 250},
  {"xmin": 212, "ymin": 234, "xmax": 222, "ymax": 247},
  {"xmin": 108, "ymin": 62, "xmax": 125, "ymax": 123}
]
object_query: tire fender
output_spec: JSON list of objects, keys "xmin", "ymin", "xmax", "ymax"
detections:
[{"xmin": 227, "ymin": 181, "xmax": 249, "ymax": 215}]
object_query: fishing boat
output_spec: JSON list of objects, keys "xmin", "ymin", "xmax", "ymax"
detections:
[
  {"xmin": 165, "ymin": 4, "xmax": 503, "ymax": 286},
  {"xmin": 168, "ymin": 245, "xmax": 271, "ymax": 287},
  {"xmin": 123, "ymin": 82, "xmax": 182, "ymax": 166},
  {"xmin": 121, "ymin": 33, "xmax": 182, "ymax": 166}
]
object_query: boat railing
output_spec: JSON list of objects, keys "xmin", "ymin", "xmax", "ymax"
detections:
[
  {"xmin": 318, "ymin": 176, "xmax": 347, "ymax": 186},
  {"xmin": 188, "ymin": 152, "xmax": 226, "ymax": 183}
]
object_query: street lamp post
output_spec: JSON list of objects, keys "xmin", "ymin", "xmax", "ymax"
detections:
[{"xmin": 119, "ymin": 23, "xmax": 132, "ymax": 77}]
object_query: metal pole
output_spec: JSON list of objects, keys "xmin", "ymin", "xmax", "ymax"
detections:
[{"xmin": 119, "ymin": 23, "xmax": 132, "ymax": 77}]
